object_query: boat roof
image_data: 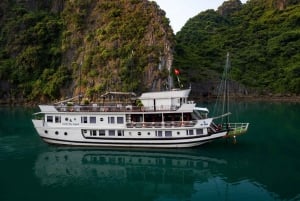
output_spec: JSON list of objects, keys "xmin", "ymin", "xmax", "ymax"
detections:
[
  {"xmin": 139, "ymin": 89, "xmax": 191, "ymax": 100},
  {"xmin": 101, "ymin": 91, "xmax": 137, "ymax": 98},
  {"xmin": 194, "ymin": 107, "xmax": 209, "ymax": 113},
  {"xmin": 38, "ymin": 105, "xmax": 58, "ymax": 113}
]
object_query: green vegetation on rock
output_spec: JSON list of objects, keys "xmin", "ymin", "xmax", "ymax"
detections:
[
  {"xmin": 0, "ymin": 0, "xmax": 173, "ymax": 103},
  {"xmin": 174, "ymin": 0, "xmax": 300, "ymax": 95}
]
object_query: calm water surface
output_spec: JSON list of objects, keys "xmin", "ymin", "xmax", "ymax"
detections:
[{"xmin": 0, "ymin": 102, "xmax": 299, "ymax": 201}]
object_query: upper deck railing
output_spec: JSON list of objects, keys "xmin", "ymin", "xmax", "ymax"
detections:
[{"xmin": 55, "ymin": 104, "xmax": 179, "ymax": 113}]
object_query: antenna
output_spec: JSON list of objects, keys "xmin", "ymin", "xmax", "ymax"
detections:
[{"xmin": 79, "ymin": 61, "xmax": 82, "ymax": 105}]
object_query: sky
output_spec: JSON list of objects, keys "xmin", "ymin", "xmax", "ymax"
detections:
[{"xmin": 152, "ymin": 0, "xmax": 248, "ymax": 33}]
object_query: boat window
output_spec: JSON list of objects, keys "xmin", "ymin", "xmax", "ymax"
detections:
[
  {"xmin": 47, "ymin": 116, "xmax": 53, "ymax": 123},
  {"xmin": 131, "ymin": 114, "xmax": 143, "ymax": 122},
  {"xmin": 118, "ymin": 130, "xmax": 124, "ymax": 136},
  {"xmin": 99, "ymin": 130, "xmax": 105, "ymax": 136},
  {"xmin": 90, "ymin": 116, "xmax": 96, "ymax": 124},
  {"xmin": 183, "ymin": 113, "xmax": 192, "ymax": 121},
  {"xmin": 108, "ymin": 130, "xmax": 115, "ymax": 136},
  {"xmin": 165, "ymin": 131, "xmax": 172, "ymax": 137},
  {"xmin": 55, "ymin": 116, "xmax": 61, "ymax": 123},
  {"xmin": 196, "ymin": 129, "xmax": 203, "ymax": 135},
  {"xmin": 81, "ymin": 116, "xmax": 88, "ymax": 123},
  {"xmin": 100, "ymin": 117, "xmax": 104, "ymax": 121},
  {"xmin": 188, "ymin": 129, "xmax": 194, "ymax": 135},
  {"xmin": 108, "ymin": 117, "xmax": 115, "ymax": 124},
  {"xmin": 117, "ymin": 117, "xmax": 124, "ymax": 124},
  {"xmin": 156, "ymin": 130, "xmax": 163, "ymax": 137},
  {"xmin": 164, "ymin": 113, "xmax": 181, "ymax": 122},
  {"xmin": 137, "ymin": 132, "xmax": 141, "ymax": 136},
  {"xmin": 90, "ymin": 130, "xmax": 97, "ymax": 136}
]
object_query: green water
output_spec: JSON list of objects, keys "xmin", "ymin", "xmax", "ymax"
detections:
[{"xmin": 0, "ymin": 102, "xmax": 299, "ymax": 201}]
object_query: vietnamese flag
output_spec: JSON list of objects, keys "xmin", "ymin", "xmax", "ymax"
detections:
[{"xmin": 174, "ymin": 68, "xmax": 180, "ymax": 76}]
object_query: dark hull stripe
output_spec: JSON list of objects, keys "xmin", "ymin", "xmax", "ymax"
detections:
[{"xmin": 41, "ymin": 135, "xmax": 225, "ymax": 146}]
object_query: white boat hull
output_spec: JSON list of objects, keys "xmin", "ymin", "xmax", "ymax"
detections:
[{"xmin": 32, "ymin": 119, "xmax": 227, "ymax": 148}]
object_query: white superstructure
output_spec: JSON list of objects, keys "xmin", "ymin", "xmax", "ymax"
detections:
[{"xmin": 32, "ymin": 89, "xmax": 228, "ymax": 148}]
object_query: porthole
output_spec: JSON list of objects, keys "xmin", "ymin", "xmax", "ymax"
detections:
[
  {"xmin": 147, "ymin": 132, "xmax": 151, "ymax": 135},
  {"xmin": 64, "ymin": 132, "xmax": 68, "ymax": 136},
  {"xmin": 65, "ymin": 117, "xmax": 68, "ymax": 121},
  {"xmin": 177, "ymin": 132, "xmax": 180, "ymax": 135},
  {"xmin": 55, "ymin": 131, "xmax": 59, "ymax": 135},
  {"xmin": 138, "ymin": 132, "xmax": 141, "ymax": 136},
  {"xmin": 44, "ymin": 130, "xmax": 48, "ymax": 134},
  {"xmin": 100, "ymin": 118, "xmax": 104, "ymax": 121}
]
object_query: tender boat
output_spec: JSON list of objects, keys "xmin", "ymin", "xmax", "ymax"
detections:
[{"xmin": 32, "ymin": 88, "xmax": 229, "ymax": 148}]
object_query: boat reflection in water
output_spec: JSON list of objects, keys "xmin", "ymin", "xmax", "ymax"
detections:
[
  {"xmin": 35, "ymin": 148, "xmax": 226, "ymax": 185},
  {"xmin": 34, "ymin": 148, "xmax": 279, "ymax": 200}
]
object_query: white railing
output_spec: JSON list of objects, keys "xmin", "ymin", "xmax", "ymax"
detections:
[
  {"xmin": 224, "ymin": 123, "xmax": 249, "ymax": 136},
  {"xmin": 126, "ymin": 121, "xmax": 197, "ymax": 128},
  {"xmin": 55, "ymin": 104, "xmax": 179, "ymax": 112}
]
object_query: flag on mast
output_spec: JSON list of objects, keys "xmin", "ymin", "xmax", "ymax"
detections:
[{"xmin": 174, "ymin": 68, "xmax": 182, "ymax": 88}]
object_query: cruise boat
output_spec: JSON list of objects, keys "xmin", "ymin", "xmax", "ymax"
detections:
[{"xmin": 32, "ymin": 88, "xmax": 229, "ymax": 148}]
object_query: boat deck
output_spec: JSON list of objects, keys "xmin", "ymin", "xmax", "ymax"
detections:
[{"xmin": 55, "ymin": 104, "xmax": 178, "ymax": 113}]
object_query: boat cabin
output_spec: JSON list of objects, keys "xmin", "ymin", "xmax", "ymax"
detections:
[{"xmin": 139, "ymin": 89, "xmax": 191, "ymax": 111}]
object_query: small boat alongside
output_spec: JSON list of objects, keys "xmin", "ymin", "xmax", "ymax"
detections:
[{"xmin": 32, "ymin": 88, "xmax": 229, "ymax": 148}]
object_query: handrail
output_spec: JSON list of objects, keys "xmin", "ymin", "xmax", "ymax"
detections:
[
  {"xmin": 55, "ymin": 104, "xmax": 180, "ymax": 112},
  {"xmin": 126, "ymin": 120, "xmax": 197, "ymax": 128},
  {"xmin": 224, "ymin": 122, "xmax": 249, "ymax": 136},
  {"xmin": 224, "ymin": 122, "xmax": 249, "ymax": 129}
]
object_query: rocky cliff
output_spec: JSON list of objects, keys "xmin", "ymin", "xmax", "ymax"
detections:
[
  {"xmin": 0, "ymin": 0, "xmax": 174, "ymax": 103},
  {"xmin": 174, "ymin": 0, "xmax": 300, "ymax": 97},
  {"xmin": 217, "ymin": 0, "xmax": 243, "ymax": 16},
  {"xmin": 61, "ymin": 0, "xmax": 174, "ymax": 99}
]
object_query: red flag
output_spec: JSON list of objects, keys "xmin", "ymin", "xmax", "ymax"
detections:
[{"xmin": 174, "ymin": 68, "xmax": 180, "ymax": 76}]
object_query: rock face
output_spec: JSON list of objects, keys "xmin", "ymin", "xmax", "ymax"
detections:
[
  {"xmin": 217, "ymin": 0, "xmax": 243, "ymax": 16},
  {"xmin": 14, "ymin": 0, "xmax": 64, "ymax": 12},
  {"xmin": 248, "ymin": 0, "xmax": 299, "ymax": 10},
  {"xmin": 190, "ymin": 80, "xmax": 248, "ymax": 99},
  {"xmin": 0, "ymin": 0, "xmax": 174, "ymax": 103},
  {"xmin": 272, "ymin": 0, "xmax": 297, "ymax": 10},
  {"xmin": 61, "ymin": 0, "xmax": 174, "ymax": 98}
]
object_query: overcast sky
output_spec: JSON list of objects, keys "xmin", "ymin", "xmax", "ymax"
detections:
[{"xmin": 152, "ymin": 0, "xmax": 248, "ymax": 33}]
